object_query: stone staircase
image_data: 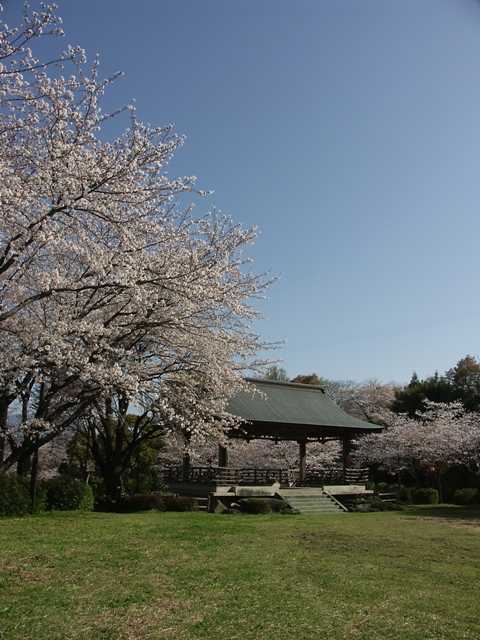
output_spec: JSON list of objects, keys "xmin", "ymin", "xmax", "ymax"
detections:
[{"xmin": 280, "ymin": 489, "xmax": 347, "ymax": 515}]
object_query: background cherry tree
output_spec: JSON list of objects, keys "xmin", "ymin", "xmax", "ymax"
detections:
[{"xmin": 354, "ymin": 401, "xmax": 480, "ymax": 498}]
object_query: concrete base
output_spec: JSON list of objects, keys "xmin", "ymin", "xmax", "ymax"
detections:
[{"xmin": 323, "ymin": 485, "xmax": 373, "ymax": 495}]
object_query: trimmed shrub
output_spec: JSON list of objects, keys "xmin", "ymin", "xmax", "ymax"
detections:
[
  {"xmin": 0, "ymin": 474, "xmax": 30, "ymax": 517},
  {"xmin": 32, "ymin": 483, "xmax": 48, "ymax": 514},
  {"xmin": 236, "ymin": 497, "xmax": 291, "ymax": 514},
  {"xmin": 452, "ymin": 488, "xmax": 480, "ymax": 506},
  {"xmin": 238, "ymin": 498, "xmax": 272, "ymax": 514},
  {"xmin": 349, "ymin": 496, "xmax": 402, "ymax": 512},
  {"xmin": 78, "ymin": 484, "xmax": 95, "ymax": 511},
  {"xmin": 44, "ymin": 476, "xmax": 93, "ymax": 511},
  {"xmin": 411, "ymin": 488, "xmax": 439, "ymax": 505}
]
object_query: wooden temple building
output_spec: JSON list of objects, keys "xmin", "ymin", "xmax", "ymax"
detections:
[{"xmin": 161, "ymin": 378, "xmax": 382, "ymax": 513}]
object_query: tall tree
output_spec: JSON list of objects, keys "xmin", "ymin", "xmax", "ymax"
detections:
[
  {"xmin": 393, "ymin": 356, "xmax": 480, "ymax": 416},
  {"xmin": 0, "ymin": 4, "xmax": 270, "ymax": 481},
  {"xmin": 446, "ymin": 355, "xmax": 480, "ymax": 410}
]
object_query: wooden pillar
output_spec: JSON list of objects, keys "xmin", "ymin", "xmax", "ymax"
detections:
[
  {"xmin": 342, "ymin": 437, "xmax": 351, "ymax": 483},
  {"xmin": 218, "ymin": 444, "xmax": 228, "ymax": 468},
  {"xmin": 298, "ymin": 440, "xmax": 307, "ymax": 484},
  {"xmin": 182, "ymin": 451, "xmax": 191, "ymax": 481}
]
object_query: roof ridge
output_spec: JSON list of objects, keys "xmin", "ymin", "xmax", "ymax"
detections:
[{"xmin": 244, "ymin": 377, "xmax": 326, "ymax": 393}]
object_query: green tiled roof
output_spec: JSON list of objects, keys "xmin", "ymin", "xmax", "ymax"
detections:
[{"xmin": 228, "ymin": 378, "xmax": 382, "ymax": 438}]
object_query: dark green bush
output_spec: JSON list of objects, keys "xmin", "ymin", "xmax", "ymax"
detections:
[
  {"xmin": 452, "ymin": 488, "xmax": 480, "ymax": 506},
  {"xmin": 238, "ymin": 498, "xmax": 272, "ymax": 514},
  {"xmin": 411, "ymin": 488, "xmax": 439, "ymax": 505},
  {"xmin": 0, "ymin": 474, "xmax": 30, "ymax": 517},
  {"xmin": 44, "ymin": 476, "xmax": 93, "ymax": 511},
  {"xmin": 236, "ymin": 497, "xmax": 290, "ymax": 514},
  {"xmin": 397, "ymin": 487, "xmax": 412, "ymax": 503},
  {"xmin": 373, "ymin": 498, "xmax": 402, "ymax": 511},
  {"xmin": 442, "ymin": 465, "xmax": 480, "ymax": 502}
]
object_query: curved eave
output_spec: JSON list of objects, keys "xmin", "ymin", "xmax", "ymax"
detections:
[
  {"xmin": 229, "ymin": 420, "xmax": 380, "ymax": 441},
  {"xmin": 227, "ymin": 378, "xmax": 383, "ymax": 440}
]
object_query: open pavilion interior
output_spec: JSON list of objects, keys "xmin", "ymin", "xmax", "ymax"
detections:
[{"xmin": 162, "ymin": 378, "xmax": 382, "ymax": 497}]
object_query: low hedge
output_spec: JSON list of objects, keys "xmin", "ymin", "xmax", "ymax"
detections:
[
  {"xmin": 452, "ymin": 488, "xmax": 480, "ymax": 506},
  {"xmin": 115, "ymin": 493, "xmax": 163, "ymax": 512},
  {"xmin": 411, "ymin": 488, "xmax": 439, "ymax": 505},
  {"xmin": 115, "ymin": 493, "xmax": 196, "ymax": 513},
  {"xmin": 157, "ymin": 495, "xmax": 196, "ymax": 512},
  {"xmin": 0, "ymin": 474, "xmax": 30, "ymax": 517},
  {"xmin": 349, "ymin": 496, "xmax": 402, "ymax": 512}
]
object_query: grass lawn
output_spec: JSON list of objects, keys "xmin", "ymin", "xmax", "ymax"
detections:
[{"xmin": 1, "ymin": 507, "xmax": 480, "ymax": 639}]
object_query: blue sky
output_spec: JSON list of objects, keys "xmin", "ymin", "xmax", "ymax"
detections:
[{"xmin": 7, "ymin": 0, "xmax": 480, "ymax": 383}]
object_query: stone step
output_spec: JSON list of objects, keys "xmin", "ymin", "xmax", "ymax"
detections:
[
  {"xmin": 290, "ymin": 501, "xmax": 342, "ymax": 504},
  {"xmin": 294, "ymin": 510, "xmax": 346, "ymax": 515},
  {"xmin": 286, "ymin": 497, "xmax": 339, "ymax": 504},
  {"xmin": 289, "ymin": 506, "xmax": 342, "ymax": 511},
  {"xmin": 283, "ymin": 492, "xmax": 346, "ymax": 515}
]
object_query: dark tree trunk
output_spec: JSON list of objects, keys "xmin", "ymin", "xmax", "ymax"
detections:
[
  {"xmin": 17, "ymin": 447, "xmax": 32, "ymax": 477},
  {"xmin": 30, "ymin": 443, "xmax": 39, "ymax": 512},
  {"xmin": 0, "ymin": 397, "xmax": 9, "ymax": 464},
  {"xmin": 103, "ymin": 463, "xmax": 124, "ymax": 504}
]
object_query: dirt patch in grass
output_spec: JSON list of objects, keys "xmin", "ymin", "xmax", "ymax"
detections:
[
  {"xmin": 410, "ymin": 517, "xmax": 480, "ymax": 531},
  {"xmin": 342, "ymin": 597, "xmax": 397, "ymax": 639},
  {"xmin": 0, "ymin": 561, "xmax": 52, "ymax": 584},
  {"xmin": 89, "ymin": 598, "xmax": 196, "ymax": 639},
  {"xmin": 293, "ymin": 531, "xmax": 384, "ymax": 554}
]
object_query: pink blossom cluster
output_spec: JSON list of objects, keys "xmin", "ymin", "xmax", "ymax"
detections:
[
  {"xmin": 0, "ymin": 4, "xmax": 270, "ymax": 471},
  {"xmin": 354, "ymin": 401, "xmax": 480, "ymax": 475}
]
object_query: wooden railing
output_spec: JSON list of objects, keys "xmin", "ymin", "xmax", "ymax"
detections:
[{"xmin": 159, "ymin": 466, "xmax": 369, "ymax": 486}]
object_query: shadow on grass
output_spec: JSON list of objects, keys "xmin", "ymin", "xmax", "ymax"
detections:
[{"xmin": 402, "ymin": 504, "xmax": 480, "ymax": 521}]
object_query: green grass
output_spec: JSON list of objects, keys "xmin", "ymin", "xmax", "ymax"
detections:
[{"xmin": 1, "ymin": 506, "xmax": 480, "ymax": 639}]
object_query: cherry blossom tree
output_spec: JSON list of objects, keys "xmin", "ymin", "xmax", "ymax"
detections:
[
  {"xmin": 354, "ymin": 401, "xmax": 480, "ymax": 498},
  {"xmin": 0, "ymin": 4, "xmax": 271, "ymax": 482},
  {"xmin": 324, "ymin": 379, "xmax": 396, "ymax": 426}
]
